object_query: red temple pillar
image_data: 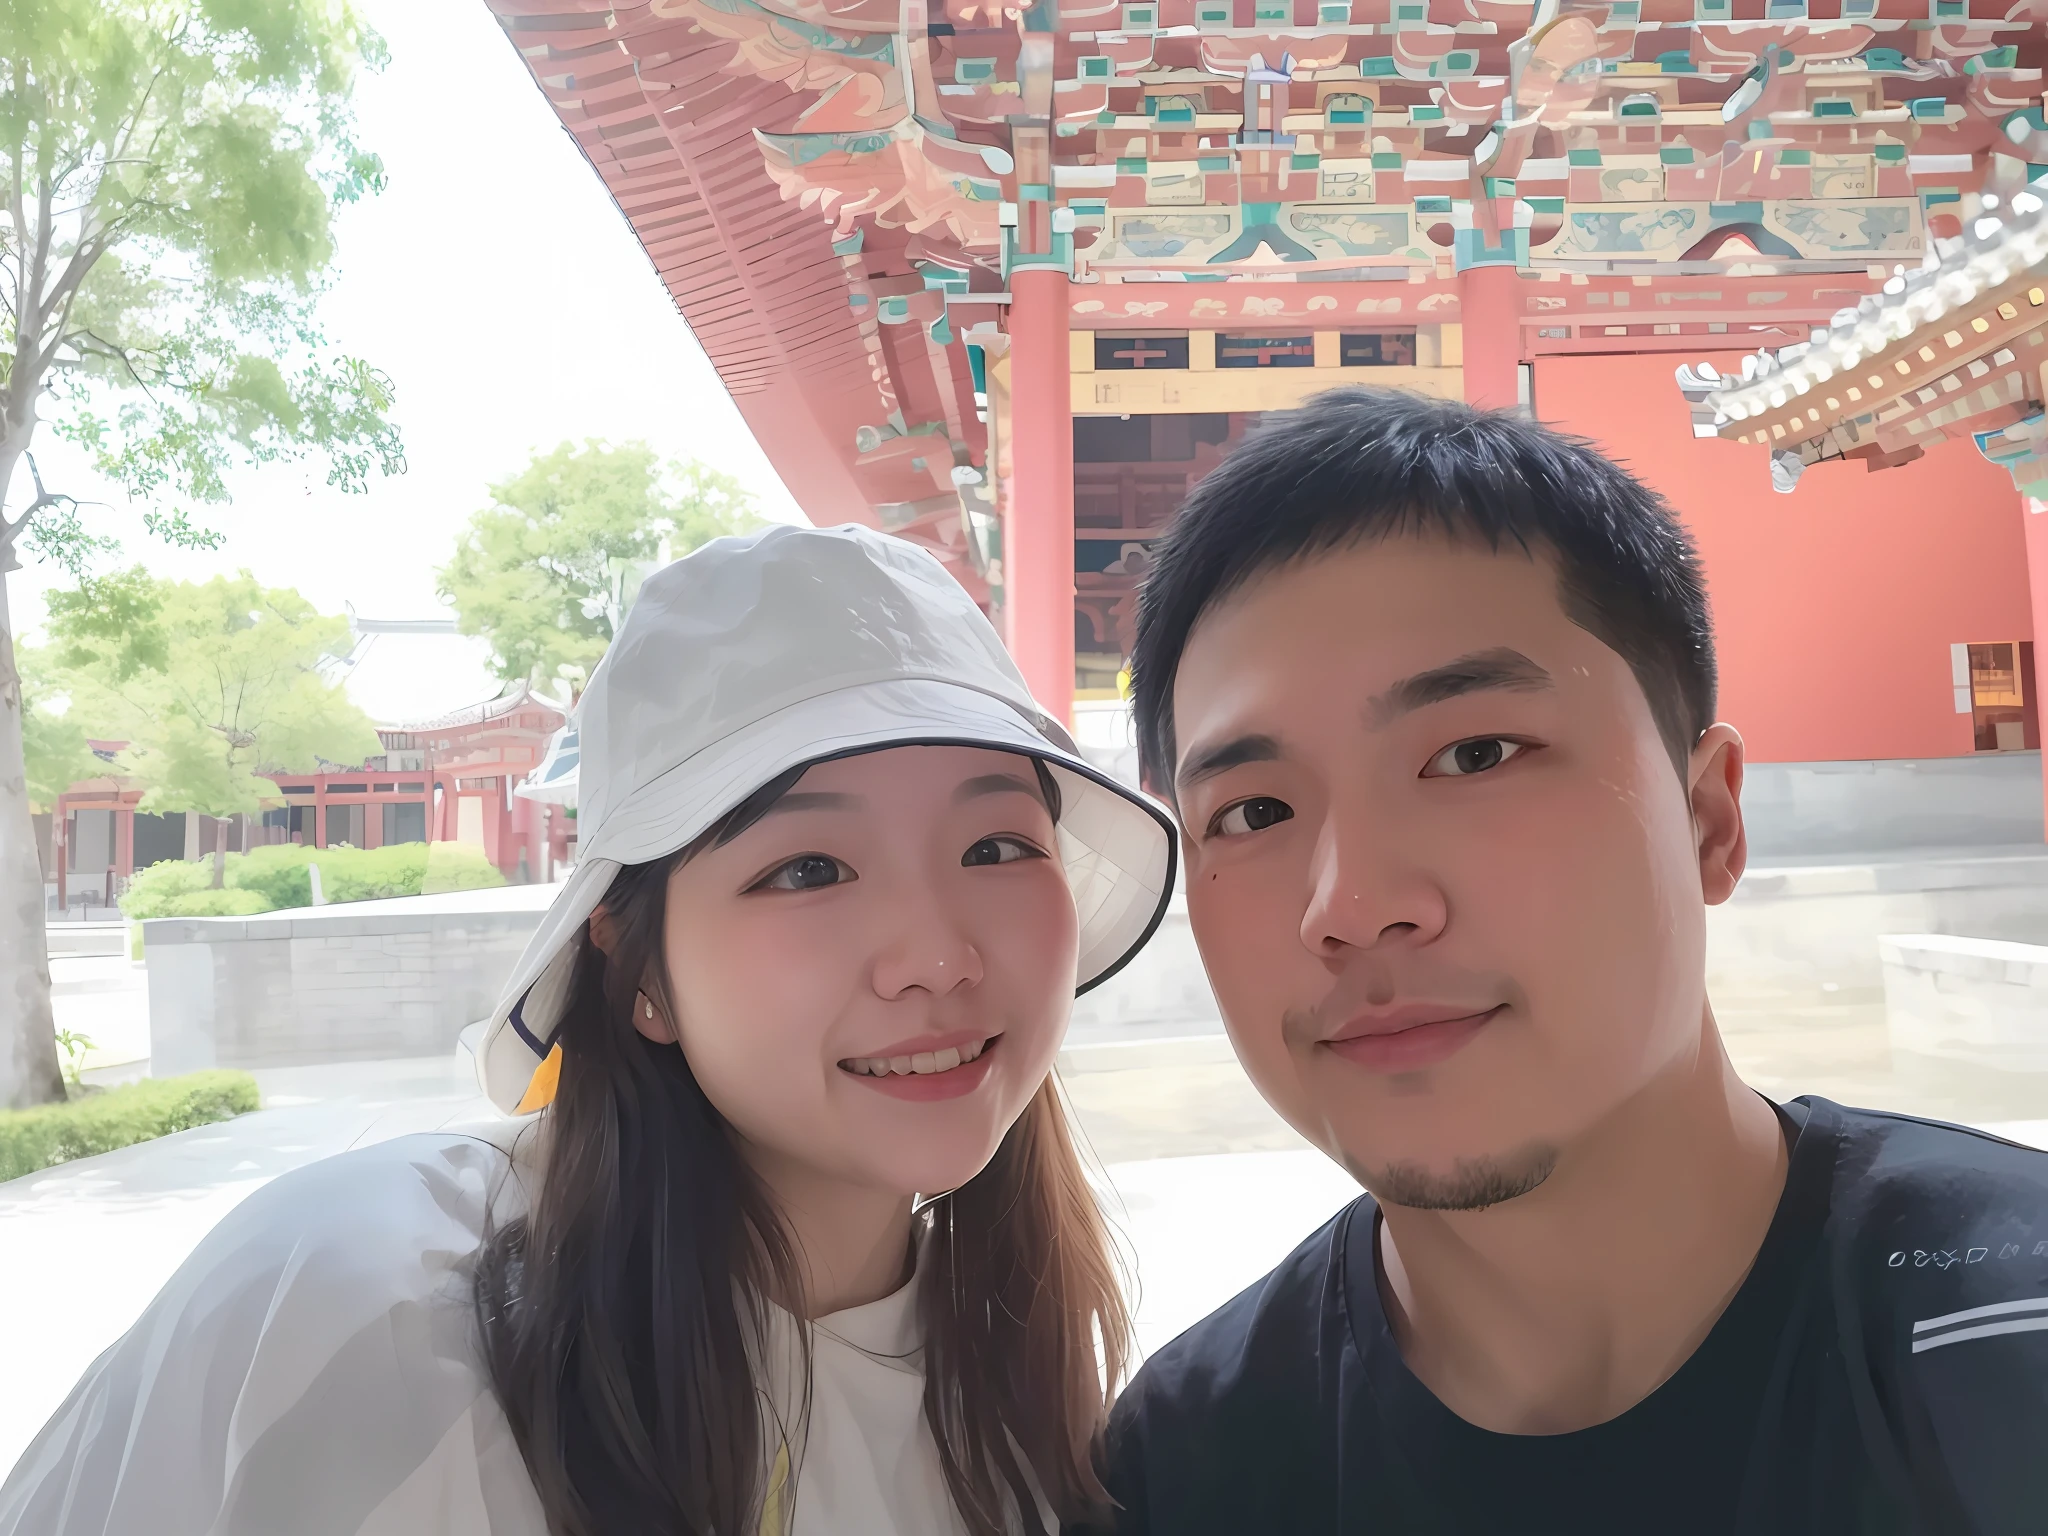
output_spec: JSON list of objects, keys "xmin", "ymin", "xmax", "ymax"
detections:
[
  {"xmin": 2021, "ymin": 497, "xmax": 2048, "ymax": 841},
  {"xmin": 1460, "ymin": 264, "xmax": 1521, "ymax": 412},
  {"xmin": 1005, "ymin": 267, "xmax": 1075, "ymax": 725}
]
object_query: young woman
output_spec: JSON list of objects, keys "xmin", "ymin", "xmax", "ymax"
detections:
[{"xmin": 0, "ymin": 525, "xmax": 1175, "ymax": 1536}]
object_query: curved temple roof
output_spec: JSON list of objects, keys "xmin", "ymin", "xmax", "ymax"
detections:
[
  {"xmin": 484, "ymin": 0, "xmax": 2047, "ymax": 537},
  {"xmin": 1678, "ymin": 172, "xmax": 2048, "ymax": 493}
]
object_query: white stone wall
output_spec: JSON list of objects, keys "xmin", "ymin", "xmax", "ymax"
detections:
[
  {"xmin": 1739, "ymin": 754, "xmax": 2042, "ymax": 858},
  {"xmin": 1881, "ymin": 933, "xmax": 2048, "ymax": 1072},
  {"xmin": 145, "ymin": 887, "xmax": 554, "ymax": 1074},
  {"xmin": 139, "ymin": 853, "xmax": 2048, "ymax": 1074},
  {"xmin": 1708, "ymin": 852, "xmax": 2048, "ymax": 1012},
  {"xmin": 1068, "ymin": 897, "xmax": 1221, "ymax": 1045},
  {"xmin": 1073, "ymin": 855, "xmax": 2048, "ymax": 1038}
]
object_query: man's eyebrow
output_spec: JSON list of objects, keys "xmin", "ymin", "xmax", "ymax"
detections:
[
  {"xmin": 952, "ymin": 772, "xmax": 1041, "ymax": 804},
  {"xmin": 1366, "ymin": 647, "xmax": 1553, "ymax": 730},
  {"xmin": 1175, "ymin": 733, "xmax": 1283, "ymax": 793},
  {"xmin": 759, "ymin": 791, "xmax": 862, "ymax": 817}
]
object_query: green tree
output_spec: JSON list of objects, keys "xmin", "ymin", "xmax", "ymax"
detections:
[
  {"xmin": 44, "ymin": 567, "xmax": 380, "ymax": 884},
  {"xmin": 437, "ymin": 441, "xmax": 761, "ymax": 691},
  {"xmin": 18, "ymin": 651, "xmax": 99, "ymax": 813},
  {"xmin": 0, "ymin": 0, "xmax": 403, "ymax": 1107}
]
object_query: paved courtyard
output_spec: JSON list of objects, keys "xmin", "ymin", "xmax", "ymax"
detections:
[
  {"xmin": 0, "ymin": 1050, "xmax": 1369, "ymax": 1471},
  {"xmin": 10, "ymin": 896, "xmax": 2048, "ymax": 1475},
  {"xmin": 6, "ymin": 1022, "xmax": 2048, "ymax": 1473}
]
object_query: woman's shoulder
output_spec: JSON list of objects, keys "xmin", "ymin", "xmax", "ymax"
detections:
[
  {"xmin": 215, "ymin": 1125, "xmax": 534, "ymax": 1273},
  {"xmin": 0, "ymin": 1128, "xmax": 548, "ymax": 1536}
]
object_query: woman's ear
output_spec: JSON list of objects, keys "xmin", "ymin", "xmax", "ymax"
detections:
[
  {"xmin": 630, "ymin": 991, "xmax": 674, "ymax": 1044},
  {"xmin": 589, "ymin": 905, "xmax": 674, "ymax": 1041}
]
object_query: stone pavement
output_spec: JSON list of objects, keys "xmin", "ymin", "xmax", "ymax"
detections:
[
  {"xmin": 6, "ymin": 1042, "xmax": 2047, "ymax": 1476},
  {"xmin": 50, "ymin": 954, "xmax": 150, "ymax": 1078},
  {"xmin": 0, "ymin": 1057, "xmax": 485, "ymax": 1470},
  {"xmin": 0, "ymin": 1051, "xmax": 1352, "ymax": 1473}
]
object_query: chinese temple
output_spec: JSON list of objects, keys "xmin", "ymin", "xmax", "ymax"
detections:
[
  {"xmin": 1678, "ymin": 162, "xmax": 2048, "ymax": 814},
  {"xmin": 46, "ymin": 624, "xmax": 570, "ymax": 912},
  {"xmin": 486, "ymin": 0, "xmax": 2048, "ymax": 838}
]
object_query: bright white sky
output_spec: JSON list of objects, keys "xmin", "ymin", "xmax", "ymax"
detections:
[{"xmin": 6, "ymin": 0, "xmax": 806, "ymax": 642}]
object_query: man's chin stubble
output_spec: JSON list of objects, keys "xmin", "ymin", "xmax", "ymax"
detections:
[{"xmin": 1353, "ymin": 1143, "xmax": 1560, "ymax": 1212}]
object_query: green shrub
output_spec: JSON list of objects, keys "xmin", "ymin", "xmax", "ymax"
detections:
[
  {"xmin": 156, "ymin": 887, "xmax": 272, "ymax": 917},
  {"xmin": 228, "ymin": 844, "xmax": 316, "ymax": 908},
  {"xmin": 0, "ymin": 1071, "xmax": 261, "ymax": 1183},
  {"xmin": 419, "ymin": 842, "xmax": 510, "ymax": 897},
  {"xmin": 231, "ymin": 841, "xmax": 506, "ymax": 908},
  {"xmin": 118, "ymin": 858, "xmax": 215, "ymax": 919},
  {"xmin": 125, "ymin": 842, "xmax": 510, "ymax": 920}
]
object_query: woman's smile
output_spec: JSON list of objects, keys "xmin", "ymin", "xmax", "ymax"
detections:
[{"xmin": 838, "ymin": 1033, "xmax": 1003, "ymax": 1100}]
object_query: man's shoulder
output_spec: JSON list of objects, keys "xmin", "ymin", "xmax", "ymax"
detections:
[
  {"xmin": 1116, "ymin": 1194, "xmax": 1365, "ymax": 1433},
  {"xmin": 1807, "ymin": 1097, "xmax": 2048, "ymax": 1340},
  {"xmin": 1816, "ymin": 1098, "xmax": 2048, "ymax": 1253},
  {"xmin": 1091, "ymin": 1198, "xmax": 1366, "ymax": 1533},
  {"xmin": 1804, "ymin": 1102, "xmax": 2048, "ymax": 1532}
]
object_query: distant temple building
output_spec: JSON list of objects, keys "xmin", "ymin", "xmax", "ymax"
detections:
[
  {"xmin": 49, "ymin": 618, "xmax": 570, "ymax": 913},
  {"xmin": 481, "ymin": 0, "xmax": 2048, "ymax": 848}
]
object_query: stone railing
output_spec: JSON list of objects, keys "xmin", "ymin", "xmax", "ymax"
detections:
[
  {"xmin": 145, "ymin": 885, "xmax": 557, "ymax": 1075},
  {"xmin": 1880, "ymin": 933, "xmax": 2048, "ymax": 1072}
]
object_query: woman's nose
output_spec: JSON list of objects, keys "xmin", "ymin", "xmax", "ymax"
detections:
[{"xmin": 868, "ymin": 888, "xmax": 986, "ymax": 999}]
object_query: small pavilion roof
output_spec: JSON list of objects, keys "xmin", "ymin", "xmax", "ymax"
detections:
[{"xmin": 384, "ymin": 679, "xmax": 569, "ymax": 736}]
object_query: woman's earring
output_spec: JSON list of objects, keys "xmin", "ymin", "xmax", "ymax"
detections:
[{"xmin": 634, "ymin": 990, "xmax": 675, "ymax": 1043}]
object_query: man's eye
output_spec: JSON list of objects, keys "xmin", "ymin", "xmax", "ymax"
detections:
[
  {"xmin": 963, "ymin": 835, "xmax": 1044, "ymax": 867},
  {"xmin": 1422, "ymin": 738, "xmax": 1527, "ymax": 778},
  {"xmin": 756, "ymin": 853, "xmax": 854, "ymax": 891},
  {"xmin": 1211, "ymin": 797, "xmax": 1294, "ymax": 837}
]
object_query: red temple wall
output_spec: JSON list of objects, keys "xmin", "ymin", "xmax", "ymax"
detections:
[{"xmin": 1535, "ymin": 353, "xmax": 2035, "ymax": 765}]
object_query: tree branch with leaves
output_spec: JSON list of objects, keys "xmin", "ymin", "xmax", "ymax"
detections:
[
  {"xmin": 0, "ymin": 0, "xmax": 403, "ymax": 1108},
  {"xmin": 437, "ymin": 441, "xmax": 762, "ymax": 695}
]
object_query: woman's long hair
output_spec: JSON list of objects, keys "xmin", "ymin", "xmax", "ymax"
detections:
[{"xmin": 473, "ymin": 763, "xmax": 1134, "ymax": 1535}]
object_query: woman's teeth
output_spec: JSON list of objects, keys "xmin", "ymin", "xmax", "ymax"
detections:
[{"xmin": 843, "ymin": 1037, "xmax": 990, "ymax": 1078}]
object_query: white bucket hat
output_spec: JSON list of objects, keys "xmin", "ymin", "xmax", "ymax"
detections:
[{"xmin": 478, "ymin": 522, "xmax": 1177, "ymax": 1115}]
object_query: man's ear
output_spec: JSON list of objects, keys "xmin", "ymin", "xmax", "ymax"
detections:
[{"xmin": 1688, "ymin": 723, "xmax": 1747, "ymax": 906}]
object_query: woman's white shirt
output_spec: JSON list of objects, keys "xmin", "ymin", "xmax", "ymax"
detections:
[{"xmin": 0, "ymin": 1130, "xmax": 1048, "ymax": 1536}]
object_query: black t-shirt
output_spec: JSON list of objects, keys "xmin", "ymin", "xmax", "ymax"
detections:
[{"xmin": 1085, "ymin": 1099, "xmax": 2048, "ymax": 1535}]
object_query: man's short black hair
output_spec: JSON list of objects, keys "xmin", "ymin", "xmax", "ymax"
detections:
[{"xmin": 1130, "ymin": 388, "xmax": 1716, "ymax": 793}]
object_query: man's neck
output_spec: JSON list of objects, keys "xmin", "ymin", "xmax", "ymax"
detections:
[{"xmin": 1374, "ymin": 1010, "xmax": 1789, "ymax": 1435}]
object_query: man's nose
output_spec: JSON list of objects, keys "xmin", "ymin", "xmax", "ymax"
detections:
[{"xmin": 1297, "ymin": 805, "xmax": 1449, "ymax": 961}]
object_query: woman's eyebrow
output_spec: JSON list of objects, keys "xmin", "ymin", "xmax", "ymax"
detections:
[
  {"xmin": 952, "ymin": 772, "xmax": 1041, "ymax": 804},
  {"xmin": 758, "ymin": 790, "xmax": 862, "ymax": 817}
]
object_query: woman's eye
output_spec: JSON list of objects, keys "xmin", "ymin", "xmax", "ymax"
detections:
[
  {"xmin": 1422, "ymin": 737, "xmax": 1527, "ymax": 778},
  {"xmin": 756, "ymin": 853, "xmax": 854, "ymax": 891},
  {"xmin": 1211, "ymin": 797, "xmax": 1295, "ymax": 838},
  {"xmin": 963, "ymin": 835, "xmax": 1044, "ymax": 868}
]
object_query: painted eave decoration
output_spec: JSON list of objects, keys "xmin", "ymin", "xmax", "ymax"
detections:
[
  {"xmin": 1678, "ymin": 174, "xmax": 2048, "ymax": 493},
  {"xmin": 484, "ymin": 0, "xmax": 2048, "ymax": 546}
]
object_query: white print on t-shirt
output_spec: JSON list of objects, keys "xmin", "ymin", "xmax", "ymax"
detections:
[
  {"xmin": 1907, "ymin": 1295, "xmax": 2048, "ymax": 1353},
  {"xmin": 1885, "ymin": 1240, "xmax": 2048, "ymax": 1269}
]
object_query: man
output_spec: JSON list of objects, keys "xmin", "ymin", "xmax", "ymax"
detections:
[{"xmin": 1094, "ymin": 389, "xmax": 2048, "ymax": 1534}]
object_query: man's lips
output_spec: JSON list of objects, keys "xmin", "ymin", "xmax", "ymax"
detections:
[{"xmin": 1322, "ymin": 1004, "xmax": 1504, "ymax": 1074}]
